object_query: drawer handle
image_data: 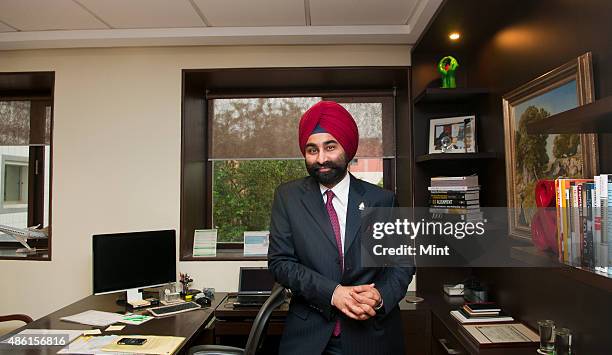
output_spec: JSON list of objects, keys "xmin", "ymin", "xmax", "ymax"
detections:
[{"xmin": 438, "ymin": 338, "xmax": 462, "ymax": 355}]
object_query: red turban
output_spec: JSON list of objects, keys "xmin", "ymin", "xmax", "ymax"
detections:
[{"xmin": 298, "ymin": 101, "xmax": 359, "ymax": 161}]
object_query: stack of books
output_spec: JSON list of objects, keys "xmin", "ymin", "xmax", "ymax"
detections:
[
  {"xmin": 429, "ymin": 175, "xmax": 482, "ymax": 221},
  {"xmin": 450, "ymin": 302, "xmax": 514, "ymax": 324},
  {"xmin": 555, "ymin": 174, "xmax": 611, "ymax": 274}
]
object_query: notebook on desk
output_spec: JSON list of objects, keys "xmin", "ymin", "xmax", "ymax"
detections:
[{"xmin": 233, "ymin": 267, "xmax": 275, "ymax": 307}]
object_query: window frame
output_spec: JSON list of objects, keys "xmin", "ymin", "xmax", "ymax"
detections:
[{"xmin": 180, "ymin": 67, "xmax": 412, "ymax": 261}]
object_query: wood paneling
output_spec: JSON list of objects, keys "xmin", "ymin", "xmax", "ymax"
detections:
[{"xmin": 409, "ymin": 1, "xmax": 612, "ymax": 354}]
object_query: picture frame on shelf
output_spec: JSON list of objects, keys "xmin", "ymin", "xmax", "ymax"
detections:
[
  {"xmin": 502, "ymin": 52, "xmax": 599, "ymax": 239},
  {"xmin": 428, "ymin": 115, "xmax": 477, "ymax": 154}
]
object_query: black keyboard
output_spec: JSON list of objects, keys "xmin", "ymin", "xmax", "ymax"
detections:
[{"xmin": 148, "ymin": 302, "xmax": 201, "ymax": 317}]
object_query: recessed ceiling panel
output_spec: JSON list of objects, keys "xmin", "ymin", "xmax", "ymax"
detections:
[
  {"xmin": 193, "ymin": 0, "xmax": 305, "ymax": 26},
  {"xmin": 77, "ymin": 0, "xmax": 206, "ymax": 28},
  {"xmin": 310, "ymin": 0, "xmax": 419, "ymax": 25},
  {"xmin": 0, "ymin": 0, "xmax": 108, "ymax": 31}
]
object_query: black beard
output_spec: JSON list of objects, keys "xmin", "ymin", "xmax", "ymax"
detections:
[{"xmin": 306, "ymin": 160, "xmax": 348, "ymax": 187}]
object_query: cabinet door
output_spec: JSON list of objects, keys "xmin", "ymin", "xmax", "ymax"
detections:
[
  {"xmin": 402, "ymin": 310, "xmax": 431, "ymax": 355},
  {"xmin": 431, "ymin": 316, "xmax": 468, "ymax": 355}
]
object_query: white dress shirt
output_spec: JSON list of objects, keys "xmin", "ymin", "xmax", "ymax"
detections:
[{"xmin": 324, "ymin": 173, "xmax": 383, "ymax": 310}]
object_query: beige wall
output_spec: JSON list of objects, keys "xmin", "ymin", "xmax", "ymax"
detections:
[{"xmin": 0, "ymin": 45, "xmax": 413, "ymax": 325}]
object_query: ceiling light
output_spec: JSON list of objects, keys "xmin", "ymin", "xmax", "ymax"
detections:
[{"xmin": 449, "ymin": 32, "xmax": 461, "ymax": 41}]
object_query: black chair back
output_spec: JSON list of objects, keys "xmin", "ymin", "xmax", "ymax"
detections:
[{"xmin": 243, "ymin": 283, "xmax": 287, "ymax": 355}]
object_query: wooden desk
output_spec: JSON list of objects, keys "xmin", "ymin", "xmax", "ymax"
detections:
[
  {"xmin": 213, "ymin": 292, "xmax": 431, "ymax": 355},
  {"xmin": 2, "ymin": 292, "xmax": 227, "ymax": 354},
  {"xmin": 214, "ymin": 293, "xmax": 288, "ymax": 338}
]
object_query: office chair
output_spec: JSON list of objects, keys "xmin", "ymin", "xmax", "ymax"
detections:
[
  {"xmin": 0, "ymin": 314, "xmax": 33, "ymax": 336},
  {"xmin": 188, "ymin": 283, "xmax": 288, "ymax": 355},
  {"xmin": 0, "ymin": 314, "xmax": 33, "ymax": 324}
]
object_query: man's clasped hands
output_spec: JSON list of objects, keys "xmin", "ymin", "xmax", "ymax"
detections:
[{"xmin": 331, "ymin": 283, "xmax": 382, "ymax": 320}]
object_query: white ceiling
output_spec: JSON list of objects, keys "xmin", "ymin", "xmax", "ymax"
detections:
[{"xmin": 0, "ymin": 0, "xmax": 443, "ymax": 50}]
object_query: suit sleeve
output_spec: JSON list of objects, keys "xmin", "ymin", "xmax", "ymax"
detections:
[
  {"xmin": 374, "ymin": 192, "xmax": 415, "ymax": 317},
  {"xmin": 267, "ymin": 186, "xmax": 338, "ymax": 314}
]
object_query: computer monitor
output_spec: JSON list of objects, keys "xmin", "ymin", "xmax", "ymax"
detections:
[
  {"xmin": 93, "ymin": 229, "xmax": 176, "ymax": 303},
  {"xmin": 238, "ymin": 267, "xmax": 275, "ymax": 294}
]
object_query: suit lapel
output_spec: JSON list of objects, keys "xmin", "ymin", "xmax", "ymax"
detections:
[
  {"xmin": 299, "ymin": 177, "xmax": 338, "ymax": 249},
  {"xmin": 344, "ymin": 174, "xmax": 366, "ymax": 253}
]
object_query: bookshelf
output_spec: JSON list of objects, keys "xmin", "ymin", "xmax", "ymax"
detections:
[
  {"xmin": 413, "ymin": 86, "xmax": 612, "ymax": 292},
  {"xmin": 521, "ymin": 97, "xmax": 612, "ymax": 288},
  {"xmin": 415, "ymin": 152, "xmax": 499, "ymax": 163},
  {"xmin": 526, "ymin": 95, "xmax": 612, "ymax": 134},
  {"xmin": 408, "ymin": 1, "xmax": 612, "ymax": 353},
  {"xmin": 411, "ymin": 85, "xmax": 502, "ymax": 208},
  {"xmin": 511, "ymin": 246, "xmax": 612, "ymax": 292}
]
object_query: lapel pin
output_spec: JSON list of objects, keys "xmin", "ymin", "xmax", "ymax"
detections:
[{"xmin": 358, "ymin": 202, "xmax": 365, "ymax": 211}]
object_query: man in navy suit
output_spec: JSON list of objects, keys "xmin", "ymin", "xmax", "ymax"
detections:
[{"xmin": 268, "ymin": 101, "xmax": 415, "ymax": 355}]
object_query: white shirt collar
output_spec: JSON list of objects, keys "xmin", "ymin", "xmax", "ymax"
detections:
[{"xmin": 319, "ymin": 172, "xmax": 351, "ymax": 204}]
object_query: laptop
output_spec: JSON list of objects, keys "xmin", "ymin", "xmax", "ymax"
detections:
[{"xmin": 233, "ymin": 267, "xmax": 275, "ymax": 307}]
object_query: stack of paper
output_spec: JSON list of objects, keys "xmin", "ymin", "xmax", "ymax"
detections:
[
  {"xmin": 102, "ymin": 335, "xmax": 185, "ymax": 354},
  {"xmin": 60, "ymin": 310, "xmax": 124, "ymax": 327},
  {"xmin": 57, "ymin": 335, "xmax": 119, "ymax": 354}
]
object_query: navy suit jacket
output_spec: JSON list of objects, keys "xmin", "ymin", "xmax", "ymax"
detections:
[{"xmin": 268, "ymin": 174, "xmax": 415, "ymax": 355}]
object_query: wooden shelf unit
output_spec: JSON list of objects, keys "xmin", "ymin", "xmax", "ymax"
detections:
[
  {"xmin": 511, "ymin": 246, "xmax": 612, "ymax": 293},
  {"xmin": 416, "ymin": 152, "xmax": 499, "ymax": 163},
  {"xmin": 414, "ymin": 87, "xmax": 490, "ymax": 105},
  {"xmin": 526, "ymin": 95, "xmax": 612, "ymax": 134}
]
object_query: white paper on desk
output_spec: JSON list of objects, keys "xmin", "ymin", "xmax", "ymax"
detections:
[
  {"xmin": 467, "ymin": 323, "xmax": 539, "ymax": 343},
  {"xmin": 61, "ymin": 310, "xmax": 124, "ymax": 327},
  {"xmin": 1, "ymin": 329, "xmax": 84, "ymax": 344},
  {"xmin": 243, "ymin": 231, "xmax": 269, "ymax": 256},
  {"xmin": 57, "ymin": 335, "xmax": 120, "ymax": 354},
  {"xmin": 193, "ymin": 229, "xmax": 217, "ymax": 257}
]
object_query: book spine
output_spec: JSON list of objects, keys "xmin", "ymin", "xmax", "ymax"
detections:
[
  {"xmin": 429, "ymin": 207, "xmax": 481, "ymax": 214},
  {"xmin": 429, "ymin": 199, "xmax": 477, "ymax": 206},
  {"xmin": 601, "ymin": 175, "xmax": 610, "ymax": 274},
  {"xmin": 430, "ymin": 196, "xmax": 479, "ymax": 202},
  {"xmin": 431, "ymin": 176, "xmax": 478, "ymax": 184},
  {"xmin": 583, "ymin": 184, "xmax": 594, "ymax": 268},
  {"xmin": 563, "ymin": 181, "xmax": 570, "ymax": 263},
  {"xmin": 568, "ymin": 183, "xmax": 574, "ymax": 264},
  {"xmin": 571, "ymin": 184, "xmax": 581, "ymax": 266},
  {"xmin": 607, "ymin": 176, "xmax": 612, "ymax": 274},
  {"xmin": 555, "ymin": 178, "xmax": 563, "ymax": 261},
  {"xmin": 430, "ymin": 192, "xmax": 480, "ymax": 200},
  {"xmin": 594, "ymin": 176, "xmax": 602, "ymax": 270},
  {"xmin": 578, "ymin": 184, "xmax": 585, "ymax": 266},
  {"xmin": 428, "ymin": 186, "xmax": 480, "ymax": 192}
]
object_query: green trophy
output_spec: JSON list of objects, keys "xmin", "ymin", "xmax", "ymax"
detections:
[{"xmin": 438, "ymin": 56, "xmax": 459, "ymax": 89}]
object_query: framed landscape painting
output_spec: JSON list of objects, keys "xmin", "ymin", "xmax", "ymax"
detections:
[{"xmin": 502, "ymin": 52, "xmax": 598, "ymax": 239}]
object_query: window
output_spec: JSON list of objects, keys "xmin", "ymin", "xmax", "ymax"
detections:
[
  {"xmin": 3, "ymin": 158, "xmax": 28, "ymax": 207},
  {"xmin": 208, "ymin": 96, "xmax": 394, "ymax": 245},
  {"xmin": 0, "ymin": 99, "xmax": 52, "ymax": 258},
  {"xmin": 180, "ymin": 68, "xmax": 409, "ymax": 260}
]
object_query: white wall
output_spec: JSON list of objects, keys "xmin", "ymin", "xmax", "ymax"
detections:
[{"xmin": 0, "ymin": 45, "xmax": 413, "ymax": 324}]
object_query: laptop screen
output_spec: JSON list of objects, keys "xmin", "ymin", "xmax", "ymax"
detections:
[{"xmin": 239, "ymin": 267, "xmax": 275, "ymax": 293}]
